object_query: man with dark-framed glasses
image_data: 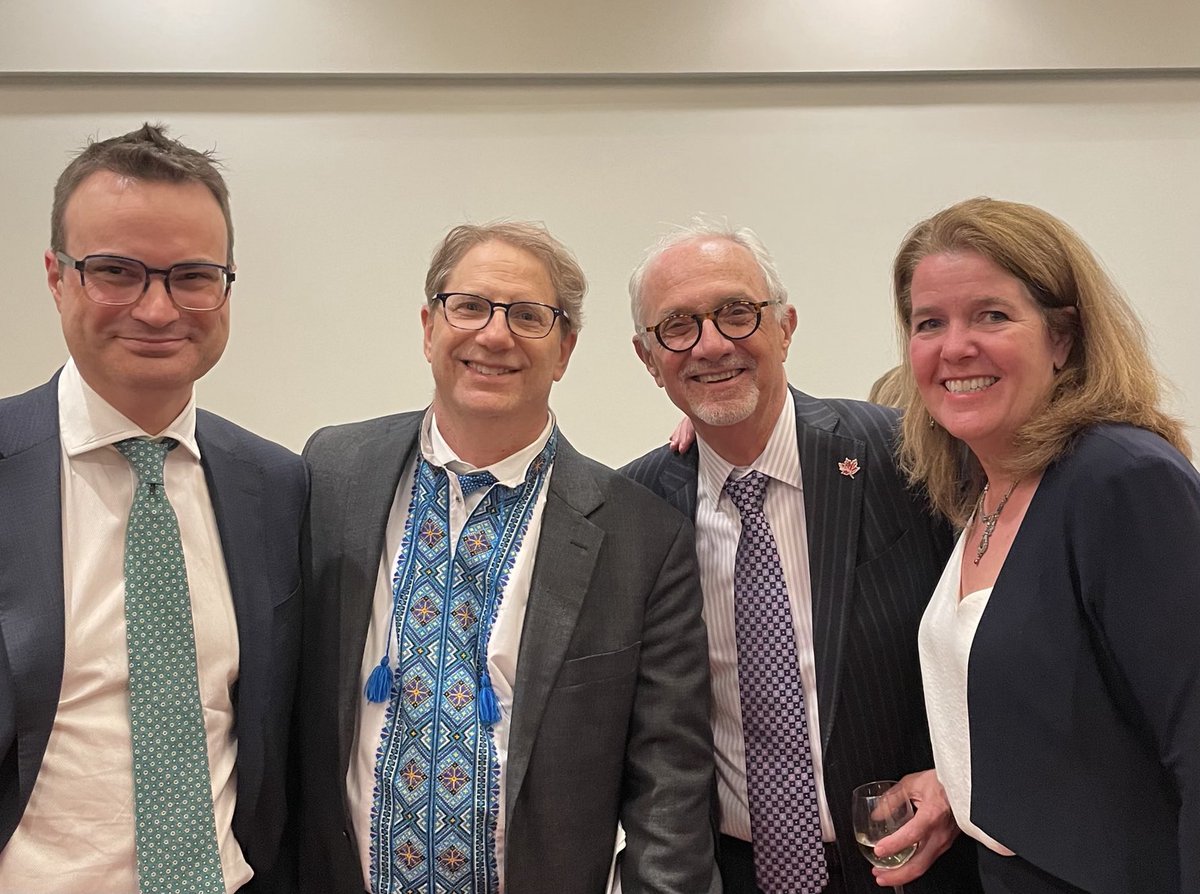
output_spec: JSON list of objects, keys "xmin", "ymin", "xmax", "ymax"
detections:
[
  {"xmin": 298, "ymin": 221, "xmax": 718, "ymax": 894},
  {"xmin": 622, "ymin": 222, "xmax": 983, "ymax": 894},
  {"xmin": 0, "ymin": 124, "xmax": 305, "ymax": 893}
]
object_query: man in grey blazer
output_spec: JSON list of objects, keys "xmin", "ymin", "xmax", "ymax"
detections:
[
  {"xmin": 622, "ymin": 223, "xmax": 981, "ymax": 894},
  {"xmin": 0, "ymin": 125, "xmax": 305, "ymax": 892},
  {"xmin": 298, "ymin": 221, "xmax": 717, "ymax": 894}
]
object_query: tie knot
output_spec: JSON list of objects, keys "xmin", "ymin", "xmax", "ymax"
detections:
[
  {"xmin": 457, "ymin": 470, "xmax": 497, "ymax": 496},
  {"xmin": 115, "ymin": 437, "xmax": 176, "ymax": 486},
  {"xmin": 724, "ymin": 469, "xmax": 769, "ymax": 516}
]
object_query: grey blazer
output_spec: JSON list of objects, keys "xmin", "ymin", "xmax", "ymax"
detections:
[
  {"xmin": 622, "ymin": 387, "xmax": 981, "ymax": 894},
  {"xmin": 0, "ymin": 374, "xmax": 307, "ymax": 891},
  {"xmin": 297, "ymin": 410, "xmax": 719, "ymax": 894}
]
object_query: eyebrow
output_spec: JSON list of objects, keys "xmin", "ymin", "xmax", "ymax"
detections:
[
  {"xmin": 658, "ymin": 296, "xmax": 752, "ymax": 316},
  {"xmin": 910, "ymin": 294, "xmax": 1019, "ymax": 318}
]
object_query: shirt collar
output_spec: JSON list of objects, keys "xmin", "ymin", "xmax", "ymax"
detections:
[
  {"xmin": 696, "ymin": 394, "xmax": 802, "ymax": 502},
  {"xmin": 57, "ymin": 357, "xmax": 201, "ymax": 461},
  {"xmin": 420, "ymin": 410, "xmax": 556, "ymax": 487}
]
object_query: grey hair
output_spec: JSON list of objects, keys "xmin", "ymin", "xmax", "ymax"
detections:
[{"xmin": 628, "ymin": 217, "xmax": 789, "ymax": 337}]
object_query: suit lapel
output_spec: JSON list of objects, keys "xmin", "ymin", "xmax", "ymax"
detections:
[
  {"xmin": 660, "ymin": 446, "xmax": 700, "ymax": 519},
  {"xmin": 792, "ymin": 389, "xmax": 865, "ymax": 752},
  {"xmin": 335, "ymin": 414, "xmax": 421, "ymax": 773},
  {"xmin": 0, "ymin": 378, "xmax": 66, "ymax": 818},
  {"xmin": 504, "ymin": 439, "xmax": 604, "ymax": 831},
  {"xmin": 197, "ymin": 415, "xmax": 273, "ymax": 811}
]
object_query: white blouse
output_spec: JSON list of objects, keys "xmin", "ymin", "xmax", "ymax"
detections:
[{"xmin": 918, "ymin": 530, "xmax": 1016, "ymax": 856}]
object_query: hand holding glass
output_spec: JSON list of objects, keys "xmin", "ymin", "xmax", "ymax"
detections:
[{"xmin": 851, "ymin": 780, "xmax": 916, "ymax": 890}]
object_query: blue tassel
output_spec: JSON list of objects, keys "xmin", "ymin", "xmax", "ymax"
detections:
[
  {"xmin": 478, "ymin": 669, "xmax": 501, "ymax": 726},
  {"xmin": 365, "ymin": 656, "xmax": 392, "ymax": 703}
]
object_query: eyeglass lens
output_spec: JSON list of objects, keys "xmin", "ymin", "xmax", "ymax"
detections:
[
  {"xmin": 442, "ymin": 293, "xmax": 559, "ymax": 338},
  {"xmin": 79, "ymin": 255, "xmax": 229, "ymax": 310},
  {"xmin": 657, "ymin": 301, "xmax": 762, "ymax": 350}
]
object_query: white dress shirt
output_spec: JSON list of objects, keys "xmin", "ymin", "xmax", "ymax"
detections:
[
  {"xmin": 0, "ymin": 359, "xmax": 249, "ymax": 893},
  {"xmin": 695, "ymin": 397, "xmax": 835, "ymax": 843},
  {"xmin": 348, "ymin": 412, "xmax": 555, "ymax": 892},
  {"xmin": 918, "ymin": 530, "xmax": 1015, "ymax": 856}
]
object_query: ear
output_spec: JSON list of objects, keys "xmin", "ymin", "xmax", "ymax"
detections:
[
  {"xmin": 778, "ymin": 304, "xmax": 798, "ymax": 360},
  {"xmin": 1051, "ymin": 306, "xmax": 1077, "ymax": 370},
  {"xmin": 421, "ymin": 303, "xmax": 434, "ymax": 363},
  {"xmin": 45, "ymin": 250, "xmax": 65, "ymax": 311},
  {"xmin": 550, "ymin": 329, "xmax": 577, "ymax": 382},
  {"xmin": 633, "ymin": 334, "xmax": 666, "ymax": 389}
]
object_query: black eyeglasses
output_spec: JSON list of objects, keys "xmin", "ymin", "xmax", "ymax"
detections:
[
  {"xmin": 55, "ymin": 252, "xmax": 234, "ymax": 312},
  {"xmin": 433, "ymin": 292, "xmax": 569, "ymax": 339},
  {"xmin": 642, "ymin": 299, "xmax": 781, "ymax": 352}
]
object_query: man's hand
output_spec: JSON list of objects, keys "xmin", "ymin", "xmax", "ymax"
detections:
[
  {"xmin": 669, "ymin": 416, "xmax": 696, "ymax": 454},
  {"xmin": 868, "ymin": 769, "xmax": 960, "ymax": 887}
]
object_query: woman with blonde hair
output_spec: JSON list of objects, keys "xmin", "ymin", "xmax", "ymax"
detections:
[{"xmin": 893, "ymin": 197, "xmax": 1200, "ymax": 893}]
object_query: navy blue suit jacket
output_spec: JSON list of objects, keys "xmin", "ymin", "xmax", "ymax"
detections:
[
  {"xmin": 967, "ymin": 424, "xmax": 1200, "ymax": 894},
  {"xmin": 0, "ymin": 375, "xmax": 307, "ymax": 891},
  {"xmin": 622, "ymin": 387, "xmax": 982, "ymax": 894}
]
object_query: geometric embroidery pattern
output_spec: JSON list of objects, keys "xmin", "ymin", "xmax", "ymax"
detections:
[
  {"xmin": 116, "ymin": 437, "xmax": 225, "ymax": 894},
  {"xmin": 370, "ymin": 431, "xmax": 558, "ymax": 893},
  {"xmin": 725, "ymin": 470, "xmax": 828, "ymax": 894}
]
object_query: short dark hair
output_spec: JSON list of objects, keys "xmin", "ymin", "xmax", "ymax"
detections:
[{"xmin": 51, "ymin": 122, "xmax": 234, "ymax": 264}]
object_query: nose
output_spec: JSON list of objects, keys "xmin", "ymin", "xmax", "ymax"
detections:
[
  {"xmin": 129, "ymin": 274, "xmax": 182, "ymax": 327},
  {"xmin": 474, "ymin": 307, "xmax": 516, "ymax": 348},
  {"xmin": 689, "ymin": 316, "xmax": 735, "ymax": 361},
  {"xmin": 939, "ymin": 321, "xmax": 978, "ymax": 362}
]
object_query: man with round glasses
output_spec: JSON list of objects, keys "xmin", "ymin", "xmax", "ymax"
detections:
[
  {"xmin": 299, "ymin": 221, "xmax": 717, "ymax": 894},
  {"xmin": 0, "ymin": 124, "xmax": 305, "ymax": 893},
  {"xmin": 622, "ymin": 223, "xmax": 982, "ymax": 894}
]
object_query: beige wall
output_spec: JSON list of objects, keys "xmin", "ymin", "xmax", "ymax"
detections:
[
  {"xmin": 4, "ymin": 0, "xmax": 1199, "ymax": 74},
  {"xmin": 3, "ymin": 3, "xmax": 1198, "ymax": 465}
]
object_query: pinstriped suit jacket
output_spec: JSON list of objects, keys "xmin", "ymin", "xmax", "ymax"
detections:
[{"xmin": 622, "ymin": 387, "xmax": 982, "ymax": 894}]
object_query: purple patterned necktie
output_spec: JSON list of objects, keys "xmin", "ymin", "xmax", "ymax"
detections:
[{"xmin": 725, "ymin": 470, "xmax": 829, "ymax": 894}]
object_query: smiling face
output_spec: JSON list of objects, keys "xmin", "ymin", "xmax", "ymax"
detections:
[
  {"xmin": 422, "ymin": 239, "xmax": 576, "ymax": 456},
  {"xmin": 908, "ymin": 251, "xmax": 1073, "ymax": 470},
  {"xmin": 633, "ymin": 237, "xmax": 796, "ymax": 462},
  {"xmin": 47, "ymin": 170, "xmax": 231, "ymax": 433}
]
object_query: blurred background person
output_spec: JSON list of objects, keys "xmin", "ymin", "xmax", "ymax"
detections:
[
  {"xmin": 893, "ymin": 196, "xmax": 1200, "ymax": 894},
  {"xmin": 867, "ymin": 365, "xmax": 905, "ymax": 408}
]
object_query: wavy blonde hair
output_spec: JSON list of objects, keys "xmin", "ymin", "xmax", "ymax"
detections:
[{"xmin": 892, "ymin": 197, "xmax": 1188, "ymax": 525}]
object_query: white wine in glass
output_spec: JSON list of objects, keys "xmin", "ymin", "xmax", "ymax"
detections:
[{"xmin": 851, "ymin": 780, "xmax": 916, "ymax": 892}]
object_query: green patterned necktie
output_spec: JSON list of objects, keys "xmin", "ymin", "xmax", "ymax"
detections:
[{"xmin": 116, "ymin": 437, "xmax": 225, "ymax": 894}]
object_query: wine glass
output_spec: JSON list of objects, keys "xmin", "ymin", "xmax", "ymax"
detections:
[{"xmin": 851, "ymin": 780, "xmax": 916, "ymax": 893}]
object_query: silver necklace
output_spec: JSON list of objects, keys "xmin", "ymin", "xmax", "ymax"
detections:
[{"xmin": 973, "ymin": 479, "xmax": 1019, "ymax": 565}]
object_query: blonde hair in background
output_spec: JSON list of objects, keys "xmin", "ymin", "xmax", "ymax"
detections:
[
  {"xmin": 891, "ymin": 196, "xmax": 1189, "ymax": 526},
  {"xmin": 867, "ymin": 365, "xmax": 905, "ymax": 408}
]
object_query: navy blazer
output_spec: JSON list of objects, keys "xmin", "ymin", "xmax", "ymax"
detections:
[
  {"xmin": 967, "ymin": 424, "xmax": 1200, "ymax": 893},
  {"xmin": 0, "ymin": 375, "xmax": 307, "ymax": 891},
  {"xmin": 622, "ymin": 387, "xmax": 982, "ymax": 894}
]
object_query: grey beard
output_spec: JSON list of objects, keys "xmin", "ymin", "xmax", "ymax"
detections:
[{"xmin": 689, "ymin": 389, "xmax": 759, "ymax": 428}]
